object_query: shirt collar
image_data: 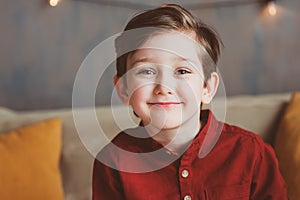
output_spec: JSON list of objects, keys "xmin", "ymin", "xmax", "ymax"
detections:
[{"xmin": 137, "ymin": 109, "xmax": 223, "ymax": 158}]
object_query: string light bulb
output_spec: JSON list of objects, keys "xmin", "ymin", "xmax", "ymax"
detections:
[
  {"xmin": 267, "ymin": 0, "xmax": 277, "ymax": 16},
  {"xmin": 49, "ymin": 0, "xmax": 60, "ymax": 7}
]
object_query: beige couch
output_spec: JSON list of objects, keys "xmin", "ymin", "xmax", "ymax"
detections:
[{"xmin": 0, "ymin": 92, "xmax": 292, "ymax": 200}]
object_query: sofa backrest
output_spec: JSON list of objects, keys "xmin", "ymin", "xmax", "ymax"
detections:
[{"xmin": 0, "ymin": 92, "xmax": 291, "ymax": 200}]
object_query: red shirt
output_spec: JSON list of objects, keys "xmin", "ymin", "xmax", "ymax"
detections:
[{"xmin": 93, "ymin": 110, "xmax": 287, "ymax": 200}]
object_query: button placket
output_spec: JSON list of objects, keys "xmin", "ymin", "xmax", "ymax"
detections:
[
  {"xmin": 184, "ymin": 194, "xmax": 192, "ymax": 200},
  {"xmin": 179, "ymin": 147, "xmax": 193, "ymax": 200},
  {"xmin": 181, "ymin": 169, "xmax": 189, "ymax": 178}
]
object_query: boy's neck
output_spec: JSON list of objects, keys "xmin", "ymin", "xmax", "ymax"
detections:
[{"xmin": 145, "ymin": 111, "xmax": 202, "ymax": 153}]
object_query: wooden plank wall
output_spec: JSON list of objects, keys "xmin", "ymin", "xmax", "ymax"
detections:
[{"xmin": 0, "ymin": 0, "xmax": 299, "ymax": 110}]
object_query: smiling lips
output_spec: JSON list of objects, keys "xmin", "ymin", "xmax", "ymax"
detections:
[{"xmin": 148, "ymin": 102, "xmax": 182, "ymax": 108}]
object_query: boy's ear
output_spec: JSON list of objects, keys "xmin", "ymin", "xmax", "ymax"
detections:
[
  {"xmin": 201, "ymin": 72, "xmax": 219, "ymax": 104},
  {"xmin": 114, "ymin": 76, "xmax": 130, "ymax": 105}
]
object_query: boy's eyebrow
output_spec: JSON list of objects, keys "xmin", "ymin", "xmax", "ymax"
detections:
[
  {"xmin": 129, "ymin": 56, "xmax": 194, "ymax": 67},
  {"xmin": 130, "ymin": 57, "xmax": 152, "ymax": 66}
]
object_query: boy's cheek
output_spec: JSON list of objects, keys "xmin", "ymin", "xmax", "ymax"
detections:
[
  {"xmin": 127, "ymin": 79, "xmax": 156, "ymax": 90},
  {"xmin": 128, "ymin": 90, "xmax": 145, "ymax": 106},
  {"xmin": 181, "ymin": 81, "xmax": 203, "ymax": 98},
  {"xmin": 127, "ymin": 84, "xmax": 154, "ymax": 100}
]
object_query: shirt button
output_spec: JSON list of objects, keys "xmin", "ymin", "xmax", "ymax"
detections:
[
  {"xmin": 184, "ymin": 195, "xmax": 192, "ymax": 200},
  {"xmin": 181, "ymin": 169, "xmax": 189, "ymax": 178}
]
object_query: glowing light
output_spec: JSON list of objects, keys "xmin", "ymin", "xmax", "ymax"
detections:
[
  {"xmin": 49, "ymin": 0, "xmax": 60, "ymax": 7},
  {"xmin": 267, "ymin": 1, "xmax": 277, "ymax": 16}
]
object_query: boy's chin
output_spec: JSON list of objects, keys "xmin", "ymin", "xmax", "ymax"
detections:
[{"xmin": 143, "ymin": 118, "xmax": 184, "ymax": 132}]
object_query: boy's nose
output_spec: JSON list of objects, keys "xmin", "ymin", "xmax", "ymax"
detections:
[
  {"xmin": 153, "ymin": 72, "xmax": 175, "ymax": 95},
  {"xmin": 153, "ymin": 83, "xmax": 173, "ymax": 95}
]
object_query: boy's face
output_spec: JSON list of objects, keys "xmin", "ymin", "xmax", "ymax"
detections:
[{"xmin": 115, "ymin": 32, "xmax": 218, "ymax": 130}]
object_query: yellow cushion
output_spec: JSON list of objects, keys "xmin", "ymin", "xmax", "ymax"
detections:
[
  {"xmin": 0, "ymin": 118, "xmax": 64, "ymax": 200},
  {"xmin": 274, "ymin": 92, "xmax": 300, "ymax": 200}
]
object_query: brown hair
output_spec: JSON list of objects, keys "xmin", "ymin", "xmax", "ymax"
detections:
[{"xmin": 115, "ymin": 4, "xmax": 223, "ymax": 82}]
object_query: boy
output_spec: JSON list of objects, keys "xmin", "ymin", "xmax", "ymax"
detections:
[{"xmin": 93, "ymin": 4, "xmax": 287, "ymax": 199}]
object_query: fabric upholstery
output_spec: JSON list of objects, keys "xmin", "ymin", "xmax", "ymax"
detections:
[
  {"xmin": 0, "ymin": 118, "xmax": 64, "ymax": 200},
  {"xmin": 275, "ymin": 92, "xmax": 300, "ymax": 200}
]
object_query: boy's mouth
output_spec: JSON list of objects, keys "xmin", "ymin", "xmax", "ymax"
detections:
[{"xmin": 148, "ymin": 102, "xmax": 182, "ymax": 108}]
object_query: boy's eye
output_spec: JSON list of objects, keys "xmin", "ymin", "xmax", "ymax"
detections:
[
  {"xmin": 137, "ymin": 69, "xmax": 156, "ymax": 75},
  {"xmin": 175, "ymin": 69, "xmax": 191, "ymax": 75}
]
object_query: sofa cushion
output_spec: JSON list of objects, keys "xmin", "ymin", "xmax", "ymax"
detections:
[
  {"xmin": 274, "ymin": 92, "xmax": 300, "ymax": 200},
  {"xmin": 0, "ymin": 118, "xmax": 64, "ymax": 200},
  {"xmin": 0, "ymin": 108, "xmax": 95, "ymax": 200},
  {"xmin": 224, "ymin": 93, "xmax": 291, "ymax": 143}
]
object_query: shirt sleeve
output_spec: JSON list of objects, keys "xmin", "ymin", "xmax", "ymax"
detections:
[
  {"xmin": 92, "ymin": 158, "xmax": 125, "ymax": 200},
  {"xmin": 250, "ymin": 137, "xmax": 288, "ymax": 199}
]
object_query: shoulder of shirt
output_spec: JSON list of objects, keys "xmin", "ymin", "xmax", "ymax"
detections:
[
  {"xmin": 95, "ymin": 128, "xmax": 140, "ymax": 164},
  {"xmin": 106, "ymin": 127, "xmax": 143, "ymax": 152},
  {"xmin": 220, "ymin": 122, "xmax": 280, "ymax": 169},
  {"xmin": 221, "ymin": 122, "xmax": 269, "ymax": 151},
  {"xmin": 112, "ymin": 127, "xmax": 139, "ymax": 142}
]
